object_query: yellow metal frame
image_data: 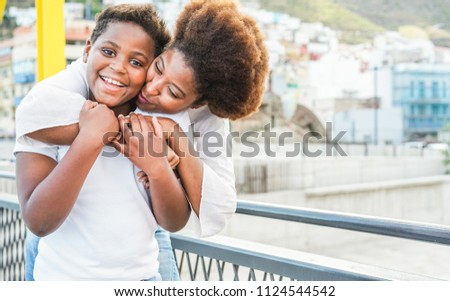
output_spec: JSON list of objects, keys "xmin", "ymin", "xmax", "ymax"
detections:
[
  {"xmin": 36, "ymin": 0, "xmax": 66, "ymax": 81},
  {"xmin": 0, "ymin": 0, "xmax": 6, "ymax": 23}
]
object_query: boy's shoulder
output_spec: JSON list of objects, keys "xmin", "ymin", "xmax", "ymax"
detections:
[{"xmin": 40, "ymin": 57, "xmax": 89, "ymax": 98}]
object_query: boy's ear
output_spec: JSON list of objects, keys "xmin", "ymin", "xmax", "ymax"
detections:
[{"xmin": 83, "ymin": 40, "xmax": 92, "ymax": 63}]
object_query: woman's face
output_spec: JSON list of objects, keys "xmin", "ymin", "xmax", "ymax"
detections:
[{"xmin": 137, "ymin": 49, "xmax": 201, "ymax": 114}]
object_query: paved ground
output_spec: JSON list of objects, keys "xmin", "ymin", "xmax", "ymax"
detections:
[{"xmin": 316, "ymin": 235, "xmax": 450, "ymax": 280}]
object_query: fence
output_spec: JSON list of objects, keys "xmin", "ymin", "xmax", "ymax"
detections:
[{"xmin": 1, "ymin": 171, "xmax": 449, "ymax": 281}]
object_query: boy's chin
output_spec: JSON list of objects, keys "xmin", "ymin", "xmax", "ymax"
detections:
[{"xmin": 95, "ymin": 97, "xmax": 129, "ymax": 109}]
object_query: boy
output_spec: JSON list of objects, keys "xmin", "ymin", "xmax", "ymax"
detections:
[{"xmin": 15, "ymin": 3, "xmax": 189, "ymax": 281}]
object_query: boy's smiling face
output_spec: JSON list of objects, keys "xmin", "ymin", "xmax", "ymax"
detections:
[{"xmin": 83, "ymin": 21, "xmax": 155, "ymax": 109}]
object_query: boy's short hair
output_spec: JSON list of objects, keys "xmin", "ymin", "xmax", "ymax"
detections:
[
  {"xmin": 172, "ymin": 0, "xmax": 269, "ymax": 120},
  {"xmin": 91, "ymin": 4, "xmax": 171, "ymax": 57}
]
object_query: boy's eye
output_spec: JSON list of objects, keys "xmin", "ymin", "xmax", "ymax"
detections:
[
  {"xmin": 130, "ymin": 59, "xmax": 143, "ymax": 67},
  {"xmin": 102, "ymin": 48, "xmax": 114, "ymax": 56}
]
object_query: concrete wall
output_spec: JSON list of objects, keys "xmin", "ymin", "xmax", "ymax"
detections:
[
  {"xmin": 234, "ymin": 154, "xmax": 445, "ymax": 193},
  {"xmin": 223, "ymin": 175, "xmax": 450, "ymax": 279}
]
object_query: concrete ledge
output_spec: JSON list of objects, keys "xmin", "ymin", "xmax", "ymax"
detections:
[
  {"xmin": 0, "ymin": 192, "xmax": 19, "ymax": 210},
  {"xmin": 305, "ymin": 175, "xmax": 450, "ymax": 197}
]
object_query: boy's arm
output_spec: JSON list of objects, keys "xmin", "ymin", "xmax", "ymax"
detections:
[
  {"xmin": 16, "ymin": 101, "xmax": 117, "ymax": 236},
  {"xmin": 27, "ymin": 124, "xmax": 80, "ymax": 145}
]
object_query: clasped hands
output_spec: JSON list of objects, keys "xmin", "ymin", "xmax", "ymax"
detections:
[{"xmin": 79, "ymin": 100, "xmax": 179, "ymax": 189}]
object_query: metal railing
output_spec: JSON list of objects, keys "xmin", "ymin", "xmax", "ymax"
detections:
[{"xmin": 1, "ymin": 171, "xmax": 449, "ymax": 281}]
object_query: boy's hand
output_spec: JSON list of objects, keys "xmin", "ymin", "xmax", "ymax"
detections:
[{"xmin": 79, "ymin": 100, "xmax": 119, "ymax": 145}]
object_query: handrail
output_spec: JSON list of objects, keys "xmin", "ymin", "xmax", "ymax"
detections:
[
  {"xmin": 0, "ymin": 188, "xmax": 439, "ymax": 281},
  {"xmin": 2, "ymin": 172, "xmax": 450, "ymax": 245},
  {"xmin": 0, "ymin": 170, "xmax": 16, "ymax": 180},
  {"xmin": 169, "ymin": 234, "xmax": 438, "ymax": 281},
  {"xmin": 236, "ymin": 200, "xmax": 450, "ymax": 246},
  {"xmin": 0, "ymin": 171, "xmax": 450, "ymax": 281}
]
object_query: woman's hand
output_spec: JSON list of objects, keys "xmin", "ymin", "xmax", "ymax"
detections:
[
  {"xmin": 151, "ymin": 117, "xmax": 178, "ymax": 140},
  {"xmin": 112, "ymin": 113, "xmax": 176, "ymax": 177}
]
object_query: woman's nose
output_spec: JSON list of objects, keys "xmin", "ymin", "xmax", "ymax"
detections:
[{"xmin": 144, "ymin": 78, "xmax": 162, "ymax": 95}]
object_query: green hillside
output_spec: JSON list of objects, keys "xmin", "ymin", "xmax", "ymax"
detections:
[
  {"xmin": 257, "ymin": 0, "xmax": 450, "ymax": 45},
  {"xmin": 258, "ymin": 0, "xmax": 384, "ymax": 44},
  {"xmin": 335, "ymin": 0, "xmax": 450, "ymax": 30}
]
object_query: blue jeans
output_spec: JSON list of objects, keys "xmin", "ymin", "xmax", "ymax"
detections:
[{"xmin": 25, "ymin": 227, "xmax": 180, "ymax": 281}]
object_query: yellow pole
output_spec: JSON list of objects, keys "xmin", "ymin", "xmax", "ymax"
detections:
[
  {"xmin": 0, "ymin": 0, "xmax": 6, "ymax": 23},
  {"xmin": 36, "ymin": 0, "xmax": 66, "ymax": 81}
]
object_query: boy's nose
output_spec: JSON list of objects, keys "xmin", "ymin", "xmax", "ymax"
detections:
[{"xmin": 109, "ymin": 61, "xmax": 126, "ymax": 73}]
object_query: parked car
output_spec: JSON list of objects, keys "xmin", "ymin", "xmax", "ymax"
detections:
[
  {"xmin": 402, "ymin": 141, "xmax": 425, "ymax": 149},
  {"xmin": 424, "ymin": 142, "xmax": 449, "ymax": 151}
]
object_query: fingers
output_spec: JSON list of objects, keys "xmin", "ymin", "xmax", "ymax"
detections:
[
  {"xmin": 129, "ymin": 113, "xmax": 142, "ymax": 133},
  {"xmin": 110, "ymin": 139, "xmax": 127, "ymax": 155},
  {"xmin": 136, "ymin": 170, "xmax": 150, "ymax": 189},
  {"xmin": 168, "ymin": 155, "xmax": 180, "ymax": 169},
  {"xmin": 118, "ymin": 114, "xmax": 133, "ymax": 142},
  {"xmin": 82, "ymin": 100, "xmax": 98, "ymax": 111},
  {"xmin": 151, "ymin": 116, "xmax": 163, "ymax": 138},
  {"xmin": 167, "ymin": 147, "xmax": 180, "ymax": 169}
]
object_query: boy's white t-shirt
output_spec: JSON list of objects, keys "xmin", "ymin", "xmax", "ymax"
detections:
[
  {"xmin": 15, "ymin": 57, "xmax": 238, "ymax": 239},
  {"xmin": 15, "ymin": 125, "xmax": 161, "ymax": 281}
]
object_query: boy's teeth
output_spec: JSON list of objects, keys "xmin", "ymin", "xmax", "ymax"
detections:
[{"xmin": 102, "ymin": 76, "xmax": 124, "ymax": 87}]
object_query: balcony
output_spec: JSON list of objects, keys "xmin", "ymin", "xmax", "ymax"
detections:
[{"xmin": 1, "ymin": 170, "xmax": 449, "ymax": 281}]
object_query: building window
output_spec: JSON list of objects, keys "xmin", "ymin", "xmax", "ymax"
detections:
[
  {"xmin": 432, "ymin": 104, "xmax": 439, "ymax": 116},
  {"xmin": 418, "ymin": 81, "xmax": 426, "ymax": 99},
  {"xmin": 432, "ymin": 81, "xmax": 439, "ymax": 98},
  {"xmin": 410, "ymin": 81, "xmax": 415, "ymax": 98},
  {"xmin": 443, "ymin": 81, "xmax": 447, "ymax": 98},
  {"xmin": 418, "ymin": 104, "xmax": 425, "ymax": 115}
]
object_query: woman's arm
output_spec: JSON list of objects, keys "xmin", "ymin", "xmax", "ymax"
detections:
[
  {"xmin": 152, "ymin": 113, "xmax": 237, "ymax": 237},
  {"xmin": 16, "ymin": 101, "xmax": 119, "ymax": 236},
  {"xmin": 146, "ymin": 117, "xmax": 203, "ymax": 216},
  {"xmin": 112, "ymin": 113, "xmax": 190, "ymax": 232},
  {"xmin": 27, "ymin": 124, "xmax": 79, "ymax": 145}
]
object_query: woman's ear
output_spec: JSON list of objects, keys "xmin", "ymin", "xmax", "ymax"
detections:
[
  {"xmin": 83, "ymin": 40, "xmax": 92, "ymax": 63},
  {"xmin": 191, "ymin": 100, "xmax": 208, "ymax": 109}
]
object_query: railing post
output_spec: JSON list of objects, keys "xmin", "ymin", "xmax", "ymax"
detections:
[
  {"xmin": 0, "ymin": 0, "xmax": 6, "ymax": 23},
  {"xmin": 36, "ymin": 0, "xmax": 66, "ymax": 81}
]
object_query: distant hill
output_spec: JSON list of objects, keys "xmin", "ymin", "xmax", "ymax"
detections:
[
  {"xmin": 335, "ymin": 0, "xmax": 450, "ymax": 30},
  {"xmin": 256, "ymin": 0, "xmax": 450, "ymax": 45}
]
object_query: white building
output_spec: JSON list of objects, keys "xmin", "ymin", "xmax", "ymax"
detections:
[{"xmin": 333, "ymin": 107, "xmax": 404, "ymax": 144}]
